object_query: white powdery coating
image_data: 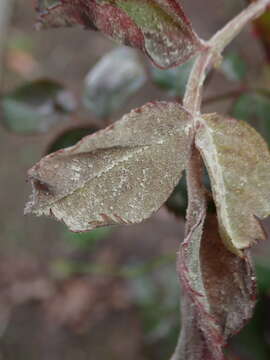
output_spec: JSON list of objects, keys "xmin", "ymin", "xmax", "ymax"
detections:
[
  {"xmin": 196, "ymin": 113, "xmax": 270, "ymax": 253},
  {"xmin": 26, "ymin": 102, "xmax": 193, "ymax": 232},
  {"xmin": 180, "ymin": 214, "xmax": 256, "ymax": 359}
]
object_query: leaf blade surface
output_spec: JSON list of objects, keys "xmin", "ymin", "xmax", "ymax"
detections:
[
  {"xmin": 26, "ymin": 101, "xmax": 192, "ymax": 231},
  {"xmin": 178, "ymin": 213, "xmax": 256, "ymax": 359},
  {"xmin": 196, "ymin": 113, "xmax": 270, "ymax": 253},
  {"xmin": 37, "ymin": 0, "xmax": 203, "ymax": 68}
]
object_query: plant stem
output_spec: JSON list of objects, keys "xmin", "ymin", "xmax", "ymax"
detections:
[
  {"xmin": 183, "ymin": 0, "xmax": 270, "ymax": 224},
  {"xmin": 210, "ymin": 0, "xmax": 270, "ymax": 52},
  {"xmin": 174, "ymin": 0, "xmax": 270, "ymax": 359},
  {"xmin": 184, "ymin": 0, "xmax": 270, "ymax": 117},
  {"xmin": 183, "ymin": 50, "xmax": 213, "ymax": 116}
]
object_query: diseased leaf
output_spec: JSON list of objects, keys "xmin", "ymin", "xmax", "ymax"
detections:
[
  {"xmin": 83, "ymin": 47, "xmax": 146, "ymax": 118},
  {"xmin": 196, "ymin": 113, "xmax": 270, "ymax": 254},
  {"xmin": 36, "ymin": 0, "xmax": 203, "ymax": 69},
  {"xmin": 171, "ymin": 146, "xmax": 210, "ymax": 360},
  {"xmin": 178, "ymin": 213, "xmax": 256, "ymax": 360},
  {"xmin": 25, "ymin": 102, "xmax": 193, "ymax": 231}
]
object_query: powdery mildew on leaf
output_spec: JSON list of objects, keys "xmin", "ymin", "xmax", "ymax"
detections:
[
  {"xmin": 25, "ymin": 102, "xmax": 192, "ymax": 231},
  {"xmin": 36, "ymin": 0, "xmax": 203, "ymax": 68},
  {"xmin": 196, "ymin": 113, "xmax": 270, "ymax": 254},
  {"xmin": 178, "ymin": 214, "xmax": 256, "ymax": 360},
  {"xmin": 171, "ymin": 147, "xmax": 212, "ymax": 360}
]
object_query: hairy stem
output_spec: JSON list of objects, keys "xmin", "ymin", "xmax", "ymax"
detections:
[
  {"xmin": 183, "ymin": 50, "xmax": 213, "ymax": 116},
  {"xmin": 184, "ymin": 0, "xmax": 270, "ymax": 117},
  {"xmin": 210, "ymin": 0, "xmax": 270, "ymax": 52}
]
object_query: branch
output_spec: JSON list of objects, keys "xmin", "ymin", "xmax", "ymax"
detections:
[
  {"xmin": 210, "ymin": 0, "xmax": 270, "ymax": 53},
  {"xmin": 174, "ymin": 1, "xmax": 270, "ymax": 359},
  {"xmin": 184, "ymin": 0, "xmax": 270, "ymax": 117}
]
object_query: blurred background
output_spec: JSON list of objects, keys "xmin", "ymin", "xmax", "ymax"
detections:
[{"xmin": 0, "ymin": 0, "xmax": 270, "ymax": 359}]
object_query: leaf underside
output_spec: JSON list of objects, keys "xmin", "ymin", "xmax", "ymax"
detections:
[
  {"xmin": 196, "ymin": 113, "xmax": 270, "ymax": 254},
  {"xmin": 178, "ymin": 212, "xmax": 256, "ymax": 360},
  {"xmin": 37, "ymin": 0, "xmax": 203, "ymax": 68},
  {"xmin": 25, "ymin": 101, "xmax": 192, "ymax": 232}
]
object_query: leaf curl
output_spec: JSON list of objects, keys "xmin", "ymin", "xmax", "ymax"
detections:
[
  {"xmin": 25, "ymin": 101, "xmax": 192, "ymax": 231},
  {"xmin": 36, "ymin": 0, "xmax": 203, "ymax": 68},
  {"xmin": 178, "ymin": 213, "xmax": 256, "ymax": 360},
  {"xmin": 196, "ymin": 113, "xmax": 270, "ymax": 255}
]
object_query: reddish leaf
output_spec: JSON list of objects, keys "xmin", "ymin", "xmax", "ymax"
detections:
[
  {"xmin": 178, "ymin": 212, "xmax": 256, "ymax": 359},
  {"xmin": 36, "ymin": 0, "xmax": 203, "ymax": 68}
]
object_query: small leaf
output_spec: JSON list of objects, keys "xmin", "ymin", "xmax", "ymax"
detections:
[
  {"xmin": 37, "ymin": 0, "xmax": 203, "ymax": 69},
  {"xmin": 83, "ymin": 47, "xmax": 146, "ymax": 118},
  {"xmin": 1, "ymin": 79, "xmax": 76, "ymax": 134},
  {"xmin": 178, "ymin": 213, "xmax": 256, "ymax": 359},
  {"xmin": 151, "ymin": 58, "xmax": 194, "ymax": 96},
  {"xmin": 25, "ymin": 102, "xmax": 193, "ymax": 232},
  {"xmin": 220, "ymin": 52, "xmax": 247, "ymax": 82},
  {"xmin": 196, "ymin": 113, "xmax": 270, "ymax": 254}
]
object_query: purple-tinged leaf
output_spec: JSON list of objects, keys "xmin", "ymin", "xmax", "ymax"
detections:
[
  {"xmin": 171, "ymin": 147, "xmax": 210, "ymax": 360},
  {"xmin": 196, "ymin": 113, "xmax": 270, "ymax": 255},
  {"xmin": 25, "ymin": 102, "xmax": 193, "ymax": 231},
  {"xmin": 36, "ymin": 0, "xmax": 204, "ymax": 69},
  {"xmin": 177, "ymin": 213, "xmax": 256, "ymax": 360}
]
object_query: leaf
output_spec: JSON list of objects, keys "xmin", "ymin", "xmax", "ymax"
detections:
[
  {"xmin": 25, "ymin": 101, "xmax": 193, "ymax": 232},
  {"xmin": 37, "ymin": 0, "xmax": 203, "ymax": 69},
  {"xmin": 83, "ymin": 47, "xmax": 146, "ymax": 118},
  {"xmin": 196, "ymin": 113, "xmax": 270, "ymax": 254},
  {"xmin": 232, "ymin": 91, "xmax": 270, "ymax": 144},
  {"xmin": 172, "ymin": 146, "xmax": 210, "ymax": 360},
  {"xmin": 178, "ymin": 213, "xmax": 256, "ymax": 360},
  {"xmin": 1, "ymin": 79, "xmax": 76, "ymax": 134}
]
